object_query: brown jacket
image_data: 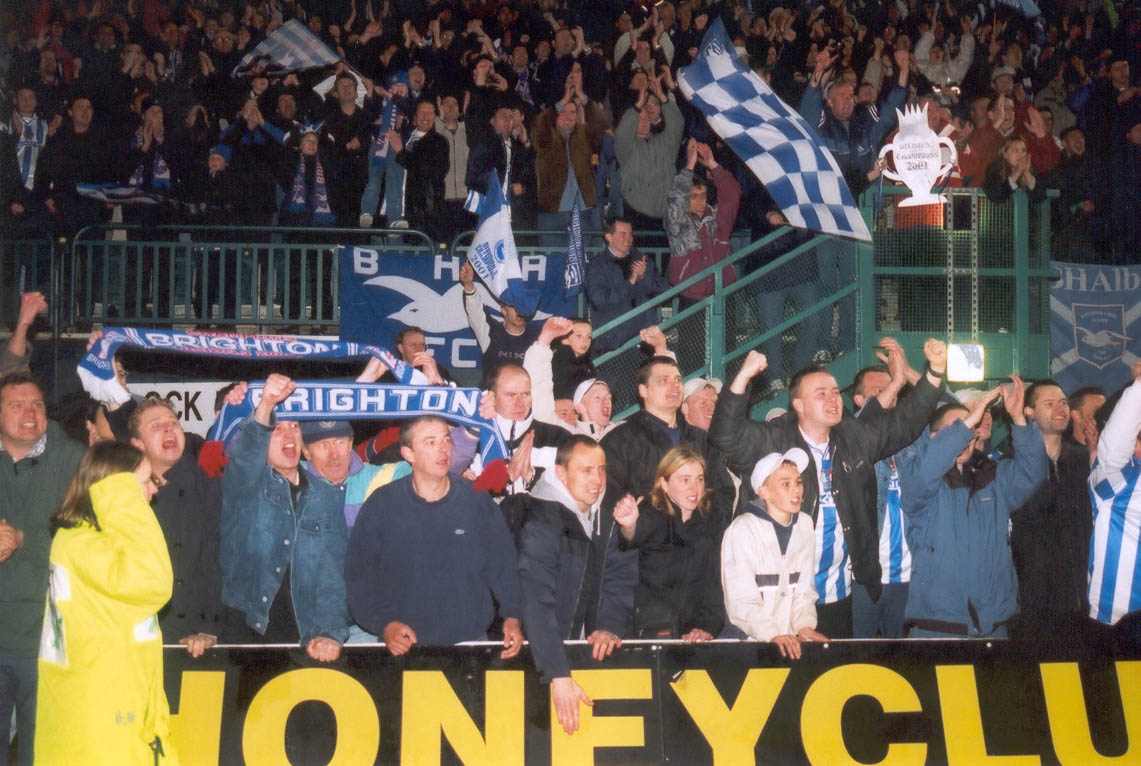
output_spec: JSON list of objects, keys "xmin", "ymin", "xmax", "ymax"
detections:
[{"xmin": 532, "ymin": 102, "xmax": 607, "ymax": 213}]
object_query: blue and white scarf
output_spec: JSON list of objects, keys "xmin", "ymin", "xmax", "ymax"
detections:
[
  {"xmin": 13, "ymin": 115, "xmax": 47, "ymax": 189},
  {"xmin": 212, "ymin": 381, "xmax": 508, "ymax": 464},
  {"xmin": 128, "ymin": 129, "xmax": 172, "ymax": 191},
  {"xmin": 77, "ymin": 328, "xmax": 428, "ymax": 406},
  {"xmin": 287, "ymin": 154, "xmax": 334, "ymax": 223}
]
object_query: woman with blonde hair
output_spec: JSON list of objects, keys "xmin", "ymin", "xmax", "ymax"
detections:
[
  {"xmin": 35, "ymin": 441, "xmax": 179, "ymax": 765},
  {"xmin": 612, "ymin": 444, "xmax": 725, "ymax": 641}
]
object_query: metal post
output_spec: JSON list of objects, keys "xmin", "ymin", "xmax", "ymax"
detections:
[{"xmin": 1012, "ymin": 190, "xmax": 1030, "ymax": 372}]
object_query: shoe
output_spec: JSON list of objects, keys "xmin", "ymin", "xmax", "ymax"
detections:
[
  {"xmin": 359, "ymin": 213, "xmax": 374, "ymax": 228},
  {"xmin": 391, "ymin": 218, "xmax": 409, "ymax": 230}
]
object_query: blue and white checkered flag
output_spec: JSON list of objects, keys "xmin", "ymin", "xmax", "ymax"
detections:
[
  {"xmin": 232, "ymin": 19, "xmax": 341, "ymax": 78},
  {"xmin": 469, "ymin": 172, "xmax": 537, "ymax": 315},
  {"xmin": 564, "ymin": 201, "xmax": 584, "ymax": 298},
  {"xmin": 679, "ymin": 18, "xmax": 871, "ymax": 241}
]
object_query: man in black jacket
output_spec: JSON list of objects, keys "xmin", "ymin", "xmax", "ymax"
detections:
[
  {"xmin": 516, "ymin": 435, "xmax": 637, "ymax": 735},
  {"xmin": 601, "ymin": 356, "xmax": 733, "ymax": 524},
  {"xmin": 465, "ymin": 101, "xmax": 536, "ymax": 228},
  {"xmin": 389, "ymin": 99, "xmax": 450, "ymax": 241},
  {"xmin": 125, "ymin": 398, "xmax": 222, "ymax": 656},
  {"xmin": 1009, "ymin": 380, "xmax": 1093, "ymax": 639},
  {"xmin": 709, "ymin": 340, "xmax": 946, "ymax": 638}
]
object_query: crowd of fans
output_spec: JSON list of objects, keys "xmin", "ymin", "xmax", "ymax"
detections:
[
  {"xmin": 1, "ymin": 0, "xmax": 1138, "ymax": 265},
  {"xmin": 2, "ymin": 0, "xmax": 1141, "ymax": 761},
  {"xmin": 0, "ymin": 282, "xmax": 1139, "ymax": 760}
]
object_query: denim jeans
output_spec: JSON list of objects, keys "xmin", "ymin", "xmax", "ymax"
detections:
[
  {"xmin": 851, "ymin": 581, "xmax": 909, "ymax": 638},
  {"xmin": 0, "ymin": 651, "xmax": 37, "ymax": 766}
]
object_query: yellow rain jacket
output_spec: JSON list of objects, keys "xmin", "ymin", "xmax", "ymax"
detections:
[{"xmin": 35, "ymin": 472, "xmax": 179, "ymax": 766}]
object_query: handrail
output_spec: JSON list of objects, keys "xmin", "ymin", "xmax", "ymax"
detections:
[
  {"xmin": 591, "ymin": 226, "xmax": 811, "ymax": 355},
  {"xmin": 72, "ymin": 223, "xmax": 438, "ymax": 251}
]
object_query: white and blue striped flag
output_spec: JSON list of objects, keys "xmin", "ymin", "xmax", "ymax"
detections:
[
  {"xmin": 679, "ymin": 18, "xmax": 871, "ymax": 241},
  {"xmin": 232, "ymin": 19, "xmax": 341, "ymax": 78},
  {"xmin": 564, "ymin": 201, "xmax": 584, "ymax": 298},
  {"xmin": 469, "ymin": 172, "xmax": 537, "ymax": 315}
]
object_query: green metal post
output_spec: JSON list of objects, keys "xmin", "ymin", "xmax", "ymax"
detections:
[
  {"xmin": 1012, "ymin": 190, "xmax": 1030, "ymax": 373},
  {"xmin": 710, "ymin": 269, "xmax": 724, "ymax": 380},
  {"xmin": 856, "ymin": 194, "xmax": 877, "ymax": 369}
]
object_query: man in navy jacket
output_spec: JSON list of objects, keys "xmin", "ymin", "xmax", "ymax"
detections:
[{"xmin": 346, "ymin": 415, "xmax": 524, "ymax": 656}]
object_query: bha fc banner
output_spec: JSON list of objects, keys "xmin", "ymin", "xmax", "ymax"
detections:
[
  {"xmin": 162, "ymin": 641, "xmax": 1139, "ymax": 765},
  {"xmin": 339, "ymin": 248, "xmax": 575, "ymax": 370},
  {"xmin": 1050, "ymin": 262, "xmax": 1141, "ymax": 394}
]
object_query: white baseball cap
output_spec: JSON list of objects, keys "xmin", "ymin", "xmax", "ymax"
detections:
[
  {"xmin": 750, "ymin": 448, "xmax": 810, "ymax": 491},
  {"xmin": 573, "ymin": 378, "xmax": 609, "ymax": 406},
  {"xmin": 682, "ymin": 377, "xmax": 723, "ymax": 401}
]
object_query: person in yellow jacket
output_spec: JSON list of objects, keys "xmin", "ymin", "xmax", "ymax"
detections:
[{"xmin": 35, "ymin": 441, "xmax": 179, "ymax": 765}]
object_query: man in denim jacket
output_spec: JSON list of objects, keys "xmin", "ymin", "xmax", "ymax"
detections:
[{"xmin": 220, "ymin": 374, "xmax": 349, "ymax": 661}]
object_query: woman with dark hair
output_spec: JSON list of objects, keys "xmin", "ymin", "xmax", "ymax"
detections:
[
  {"xmin": 36, "ymin": 441, "xmax": 178, "ymax": 765},
  {"xmin": 612, "ymin": 444, "xmax": 725, "ymax": 641}
]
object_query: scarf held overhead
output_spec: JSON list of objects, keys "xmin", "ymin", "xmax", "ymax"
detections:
[
  {"xmin": 212, "ymin": 381, "xmax": 508, "ymax": 464},
  {"xmin": 77, "ymin": 327, "xmax": 428, "ymax": 405}
]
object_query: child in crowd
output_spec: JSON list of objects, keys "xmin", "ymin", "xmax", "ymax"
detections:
[{"xmin": 721, "ymin": 448, "xmax": 828, "ymax": 658}]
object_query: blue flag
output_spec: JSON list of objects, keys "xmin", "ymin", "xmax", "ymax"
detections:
[
  {"xmin": 678, "ymin": 18, "xmax": 871, "ymax": 241},
  {"xmin": 468, "ymin": 172, "xmax": 537, "ymax": 314},
  {"xmin": 564, "ymin": 201, "xmax": 584, "ymax": 298}
]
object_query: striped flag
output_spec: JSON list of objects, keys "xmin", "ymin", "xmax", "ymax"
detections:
[
  {"xmin": 469, "ymin": 173, "xmax": 537, "ymax": 315},
  {"xmin": 564, "ymin": 201, "xmax": 584, "ymax": 298},
  {"xmin": 232, "ymin": 19, "xmax": 341, "ymax": 78},
  {"xmin": 678, "ymin": 18, "xmax": 871, "ymax": 241}
]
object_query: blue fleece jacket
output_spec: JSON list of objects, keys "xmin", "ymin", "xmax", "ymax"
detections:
[{"xmin": 900, "ymin": 420, "xmax": 1046, "ymax": 635}]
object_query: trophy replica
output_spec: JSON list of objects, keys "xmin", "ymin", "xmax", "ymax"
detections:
[{"xmin": 877, "ymin": 103, "xmax": 957, "ymax": 207}]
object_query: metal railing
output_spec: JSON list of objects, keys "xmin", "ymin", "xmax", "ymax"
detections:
[
  {"xmin": 8, "ymin": 188, "xmax": 1055, "ymax": 417},
  {"xmin": 66, "ymin": 224, "xmax": 437, "ymax": 329}
]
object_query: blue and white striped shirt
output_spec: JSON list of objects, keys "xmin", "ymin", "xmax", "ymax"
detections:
[
  {"xmin": 806, "ymin": 440, "xmax": 849, "ymax": 603},
  {"xmin": 1087, "ymin": 379, "xmax": 1141, "ymax": 626},
  {"xmin": 878, "ymin": 458, "xmax": 912, "ymax": 584}
]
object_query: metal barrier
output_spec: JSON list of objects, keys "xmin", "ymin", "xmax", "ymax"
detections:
[
  {"xmin": 590, "ymin": 187, "xmax": 1056, "ymax": 420},
  {"xmin": 0, "ymin": 232, "xmax": 56, "ymax": 323},
  {"xmin": 855, "ymin": 186, "xmax": 1058, "ymax": 379},
  {"xmin": 65, "ymin": 225, "xmax": 437, "ymax": 330}
]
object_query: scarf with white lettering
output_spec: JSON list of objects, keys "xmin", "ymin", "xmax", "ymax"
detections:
[
  {"xmin": 212, "ymin": 381, "xmax": 508, "ymax": 464},
  {"xmin": 77, "ymin": 327, "xmax": 428, "ymax": 406},
  {"xmin": 287, "ymin": 153, "xmax": 334, "ymax": 223}
]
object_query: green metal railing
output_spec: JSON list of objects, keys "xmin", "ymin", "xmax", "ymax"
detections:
[
  {"xmin": 854, "ymin": 186, "xmax": 1058, "ymax": 380},
  {"xmin": 7, "ymin": 187, "xmax": 1055, "ymax": 418},
  {"xmin": 588, "ymin": 187, "xmax": 1056, "ymax": 419},
  {"xmin": 67, "ymin": 225, "xmax": 437, "ymax": 328}
]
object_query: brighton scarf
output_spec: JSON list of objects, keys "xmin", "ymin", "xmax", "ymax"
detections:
[
  {"xmin": 212, "ymin": 381, "xmax": 507, "ymax": 464},
  {"xmin": 14, "ymin": 115, "xmax": 47, "ymax": 189},
  {"xmin": 77, "ymin": 328, "xmax": 508, "ymax": 464},
  {"xmin": 77, "ymin": 327, "xmax": 428, "ymax": 405},
  {"xmin": 287, "ymin": 154, "xmax": 334, "ymax": 223}
]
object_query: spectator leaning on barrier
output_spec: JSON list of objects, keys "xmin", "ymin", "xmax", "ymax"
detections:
[
  {"xmin": 710, "ymin": 341, "xmax": 946, "ymax": 639},
  {"xmin": 219, "ymin": 374, "xmax": 349, "ymax": 661},
  {"xmin": 126, "ymin": 397, "xmax": 222, "ymax": 657},
  {"xmin": 0, "ymin": 372, "xmax": 85, "ymax": 766},
  {"xmin": 721, "ymin": 448, "xmax": 827, "ymax": 657},
  {"xmin": 901, "ymin": 378, "xmax": 1046, "ymax": 639},
  {"xmin": 346, "ymin": 415, "xmax": 524, "ymax": 656},
  {"xmin": 613, "ymin": 444, "xmax": 725, "ymax": 641},
  {"xmin": 516, "ymin": 435, "xmax": 637, "ymax": 736}
]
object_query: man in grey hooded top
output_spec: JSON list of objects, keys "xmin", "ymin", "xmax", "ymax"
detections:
[{"xmin": 515, "ymin": 434, "xmax": 637, "ymax": 736}]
